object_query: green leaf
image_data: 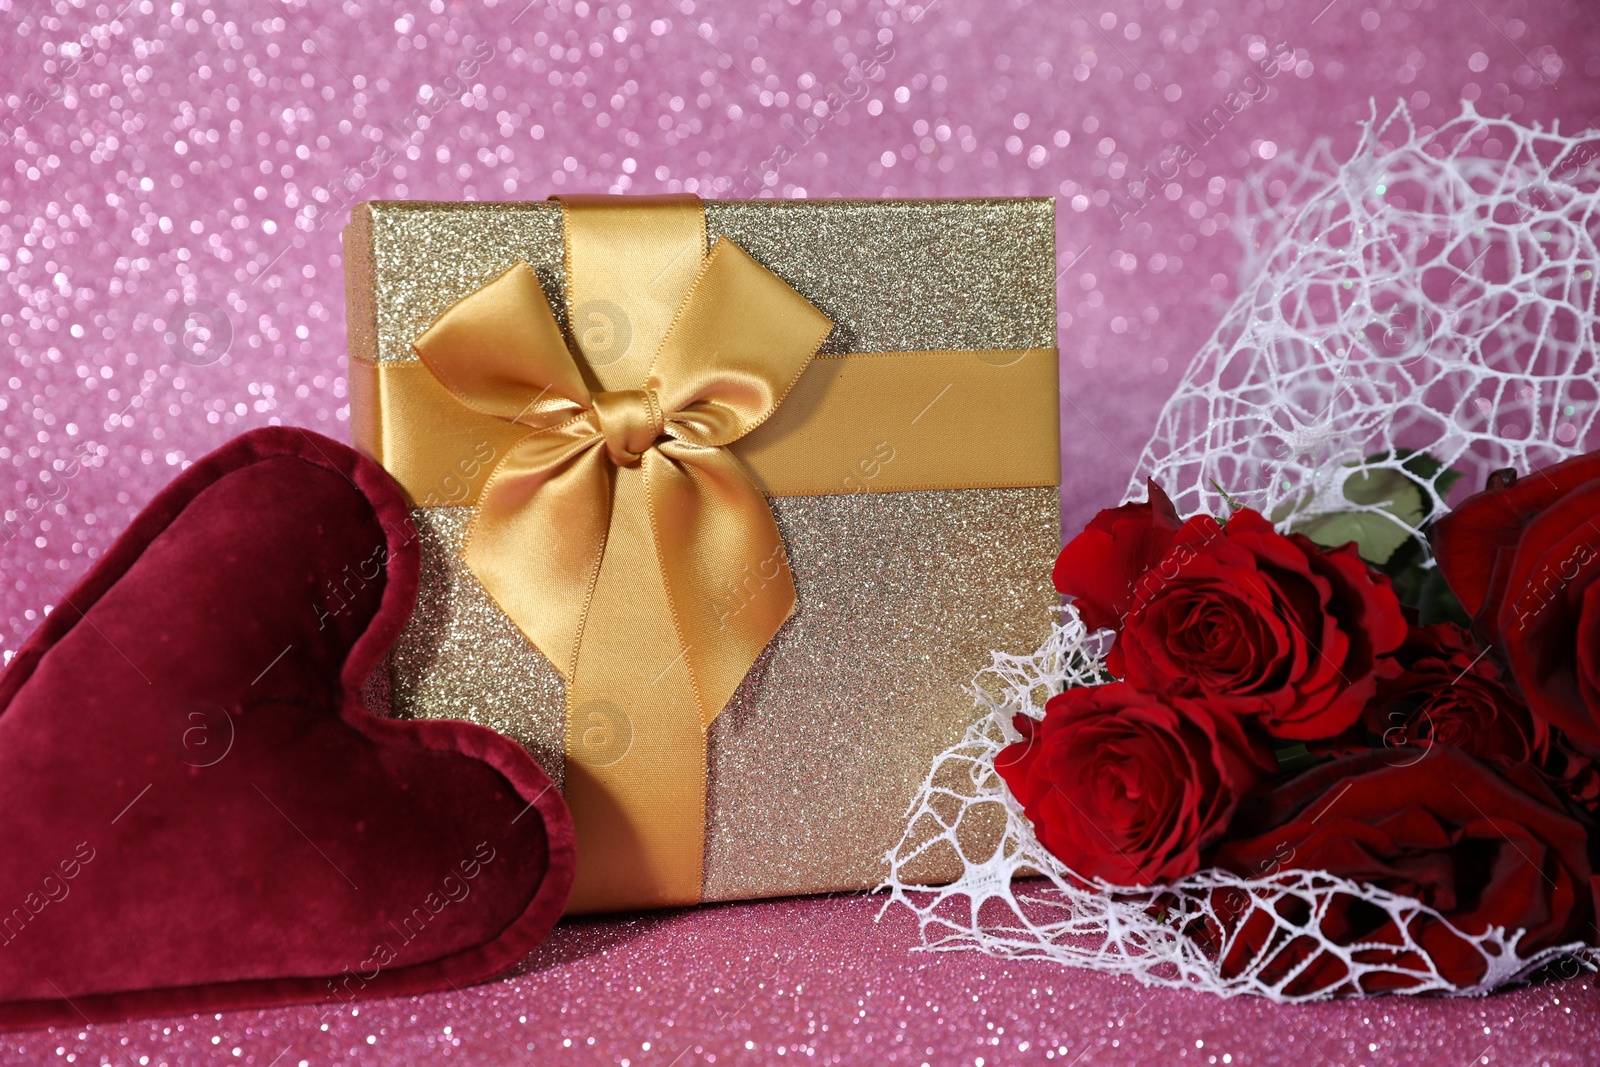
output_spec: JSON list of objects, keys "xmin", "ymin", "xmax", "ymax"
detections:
[
  {"xmin": 1273, "ymin": 743, "xmax": 1330, "ymax": 775},
  {"xmin": 1391, "ymin": 449, "xmax": 1464, "ymax": 506},
  {"xmin": 1434, "ymin": 468, "xmax": 1465, "ymax": 498},
  {"xmin": 1295, "ymin": 511, "xmax": 1412, "ymax": 564},
  {"xmin": 1341, "ymin": 465, "xmax": 1430, "ymax": 521},
  {"xmin": 1252, "ymin": 451, "xmax": 1464, "ymax": 566},
  {"xmin": 1293, "ymin": 466, "xmax": 1427, "ymax": 565},
  {"xmin": 1387, "ymin": 563, "xmax": 1472, "ymax": 626},
  {"xmin": 1268, "ymin": 490, "xmax": 1311, "ymax": 525}
]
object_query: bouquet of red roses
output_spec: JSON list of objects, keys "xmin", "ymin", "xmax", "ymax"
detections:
[
  {"xmin": 884, "ymin": 104, "xmax": 1600, "ymax": 999},
  {"xmin": 995, "ymin": 455, "xmax": 1600, "ymax": 996}
]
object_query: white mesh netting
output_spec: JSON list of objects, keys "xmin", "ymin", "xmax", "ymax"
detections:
[
  {"xmin": 880, "ymin": 102, "xmax": 1600, "ymax": 1000},
  {"xmin": 1137, "ymin": 99, "xmax": 1600, "ymax": 527}
]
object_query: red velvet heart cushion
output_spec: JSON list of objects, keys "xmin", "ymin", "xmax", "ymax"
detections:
[{"xmin": 0, "ymin": 427, "xmax": 574, "ymax": 1029}]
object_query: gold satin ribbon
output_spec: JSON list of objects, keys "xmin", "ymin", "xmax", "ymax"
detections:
[{"xmin": 411, "ymin": 197, "xmax": 831, "ymax": 911}]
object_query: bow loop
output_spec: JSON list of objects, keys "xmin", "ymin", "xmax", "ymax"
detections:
[
  {"xmin": 649, "ymin": 240, "xmax": 832, "ymax": 448},
  {"xmin": 412, "ymin": 261, "xmax": 592, "ymax": 426}
]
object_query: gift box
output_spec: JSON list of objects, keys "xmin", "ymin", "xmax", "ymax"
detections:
[{"xmin": 344, "ymin": 195, "xmax": 1060, "ymax": 913}]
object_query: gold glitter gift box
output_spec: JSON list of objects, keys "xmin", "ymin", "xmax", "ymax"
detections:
[{"xmin": 344, "ymin": 196, "xmax": 1060, "ymax": 913}]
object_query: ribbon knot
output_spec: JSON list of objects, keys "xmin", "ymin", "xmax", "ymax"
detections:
[{"xmin": 591, "ymin": 387, "xmax": 662, "ymax": 466}]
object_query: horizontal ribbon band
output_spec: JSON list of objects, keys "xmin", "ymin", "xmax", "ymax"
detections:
[{"xmin": 349, "ymin": 346, "xmax": 1060, "ymax": 508}]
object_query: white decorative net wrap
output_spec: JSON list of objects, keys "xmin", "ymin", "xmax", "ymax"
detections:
[
  {"xmin": 1138, "ymin": 99, "xmax": 1600, "ymax": 527},
  {"xmin": 881, "ymin": 103, "xmax": 1600, "ymax": 1000}
]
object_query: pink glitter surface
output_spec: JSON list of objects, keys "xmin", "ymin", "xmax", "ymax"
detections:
[
  {"xmin": 5, "ymin": 895, "xmax": 1600, "ymax": 1066},
  {"xmin": 4, "ymin": 0, "xmax": 1600, "ymax": 1062}
]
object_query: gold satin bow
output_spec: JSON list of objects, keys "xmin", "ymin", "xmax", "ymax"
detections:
[
  {"xmin": 415, "ymin": 240, "xmax": 832, "ymax": 724},
  {"xmin": 412, "ymin": 226, "xmax": 832, "ymax": 911}
]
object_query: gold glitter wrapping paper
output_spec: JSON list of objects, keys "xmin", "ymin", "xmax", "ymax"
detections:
[{"xmin": 347, "ymin": 197, "xmax": 1060, "ymax": 903}]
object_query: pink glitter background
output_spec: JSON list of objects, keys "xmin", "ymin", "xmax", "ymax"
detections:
[{"xmin": 3, "ymin": 0, "xmax": 1600, "ymax": 1063}]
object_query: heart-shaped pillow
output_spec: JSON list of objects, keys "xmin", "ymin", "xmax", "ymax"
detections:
[{"xmin": 0, "ymin": 427, "xmax": 574, "ymax": 1029}]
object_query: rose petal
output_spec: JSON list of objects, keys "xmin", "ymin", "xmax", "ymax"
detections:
[
  {"xmin": 1495, "ymin": 480, "xmax": 1600, "ymax": 748},
  {"xmin": 1432, "ymin": 450, "xmax": 1600, "ymax": 617},
  {"xmin": 1054, "ymin": 481, "xmax": 1185, "ymax": 632}
]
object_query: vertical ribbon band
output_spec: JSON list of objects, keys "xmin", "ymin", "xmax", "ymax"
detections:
[{"xmin": 409, "ymin": 195, "xmax": 834, "ymax": 912}]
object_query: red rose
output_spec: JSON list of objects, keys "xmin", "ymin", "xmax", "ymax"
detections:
[
  {"xmin": 1051, "ymin": 479, "xmax": 1183, "ymax": 632},
  {"xmin": 1432, "ymin": 451, "xmax": 1600, "ymax": 751},
  {"xmin": 1057, "ymin": 487, "xmax": 1408, "ymax": 740},
  {"xmin": 996, "ymin": 682, "xmax": 1273, "ymax": 886},
  {"xmin": 1210, "ymin": 748, "xmax": 1598, "ymax": 995},
  {"xmin": 1359, "ymin": 622, "xmax": 1546, "ymax": 766},
  {"xmin": 1542, "ymin": 728, "xmax": 1600, "ymax": 817}
]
